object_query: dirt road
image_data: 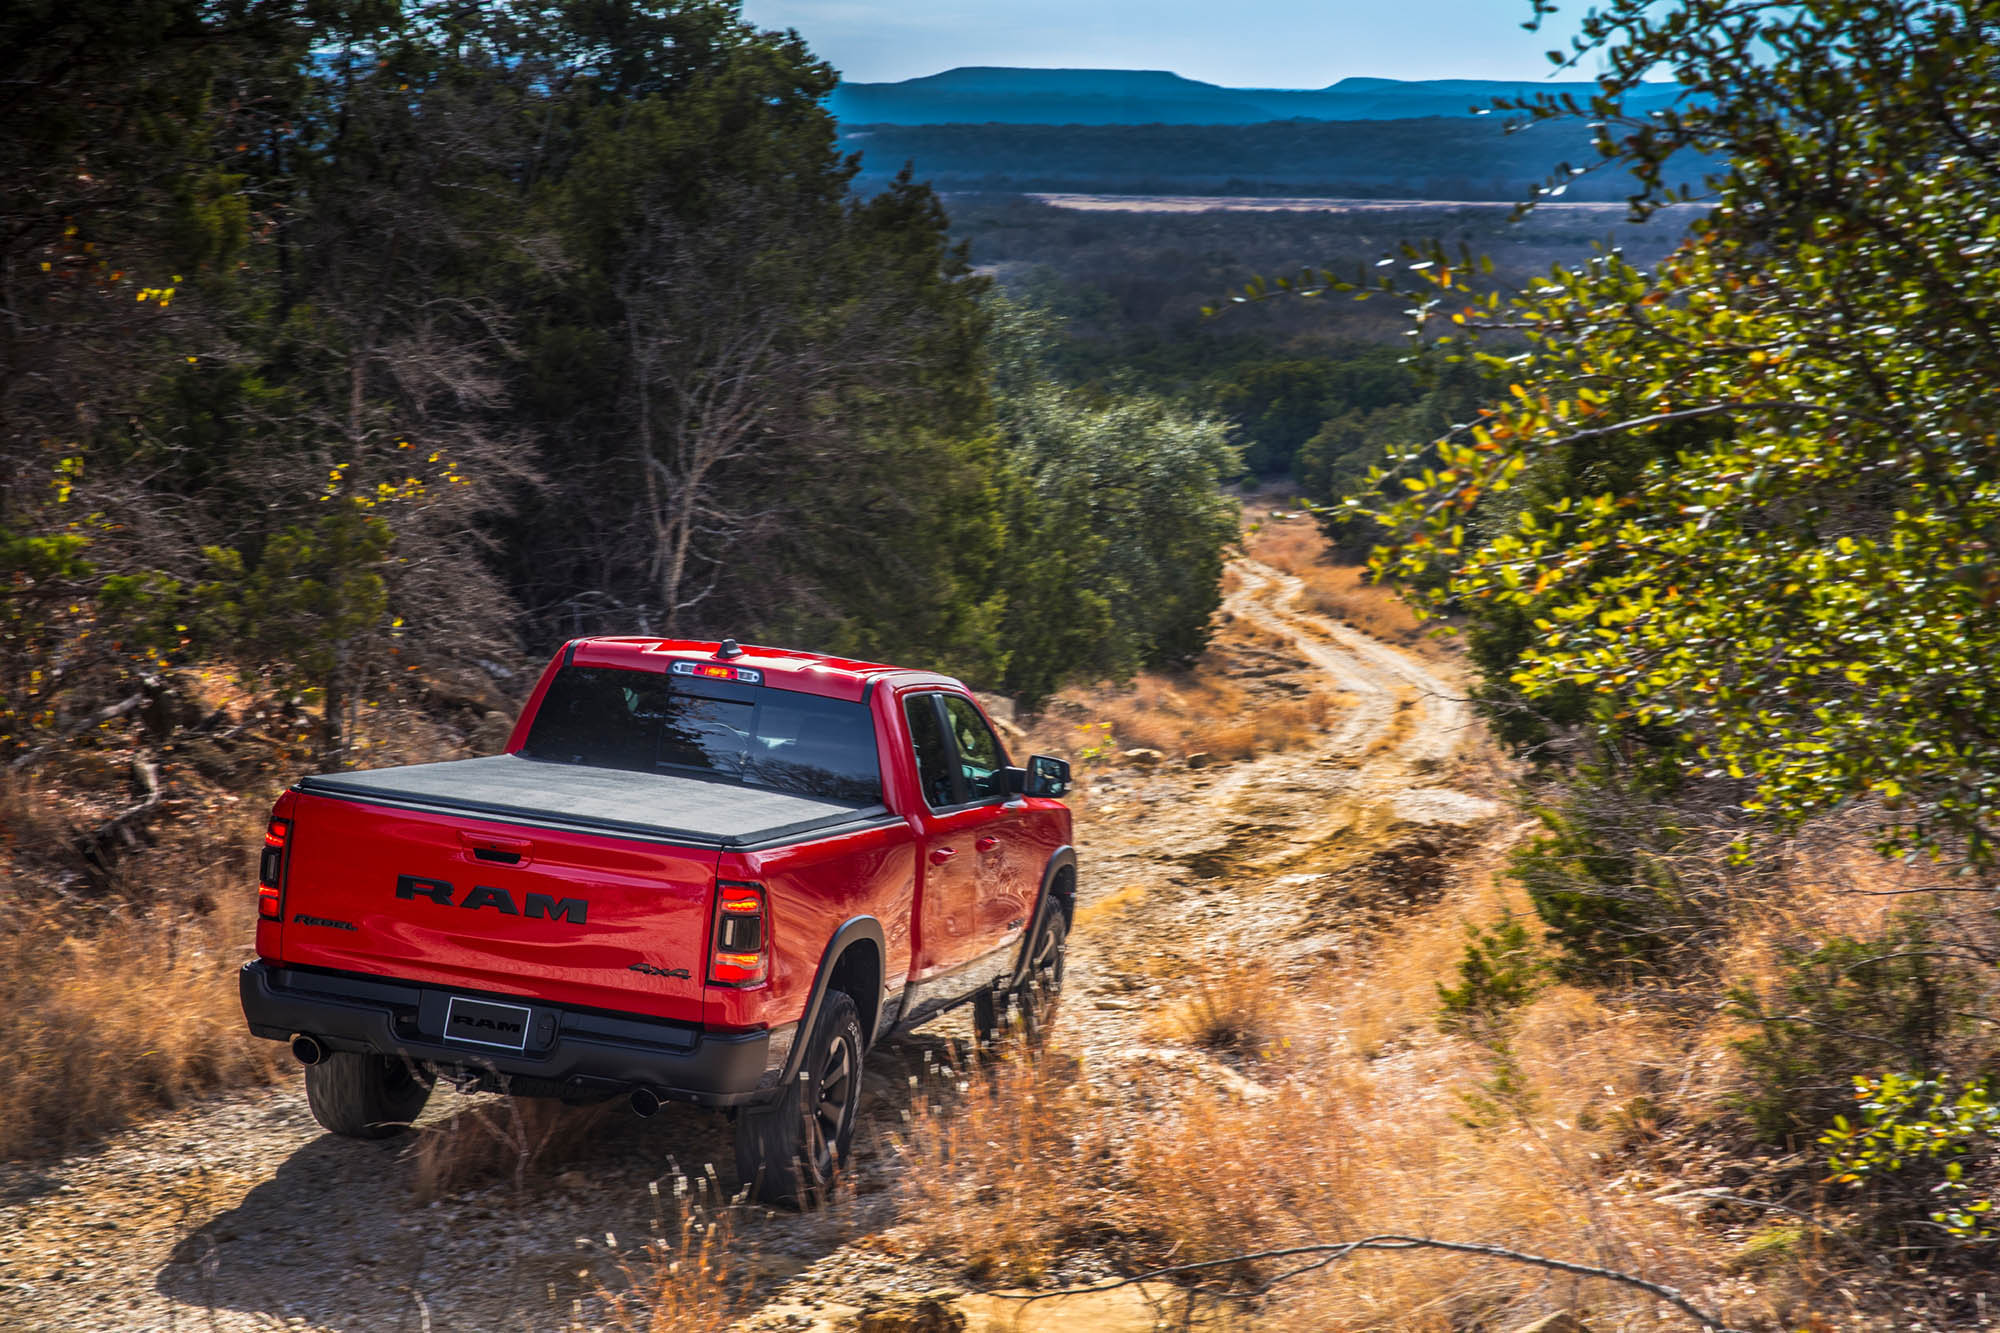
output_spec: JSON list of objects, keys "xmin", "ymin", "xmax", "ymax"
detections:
[{"xmin": 0, "ymin": 543, "xmax": 1502, "ymax": 1333}]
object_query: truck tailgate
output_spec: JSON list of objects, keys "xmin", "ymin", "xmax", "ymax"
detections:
[{"xmin": 277, "ymin": 791, "xmax": 717, "ymax": 1024}]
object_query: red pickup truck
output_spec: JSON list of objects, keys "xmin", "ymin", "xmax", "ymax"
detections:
[{"xmin": 239, "ymin": 637, "xmax": 1074, "ymax": 1204}]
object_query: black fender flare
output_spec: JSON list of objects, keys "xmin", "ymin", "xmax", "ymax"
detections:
[
  {"xmin": 779, "ymin": 915, "xmax": 888, "ymax": 1089},
  {"xmin": 1004, "ymin": 845, "xmax": 1077, "ymax": 989}
]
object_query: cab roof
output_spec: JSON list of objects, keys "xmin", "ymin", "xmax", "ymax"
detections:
[{"xmin": 566, "ymin": 637, "xmax": 963, "ymax": 703}]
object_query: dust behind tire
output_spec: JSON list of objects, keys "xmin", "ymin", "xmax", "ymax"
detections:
[
  {"xmin": 735, "ymin": 989, "xmax": 863, "ymax": 1208},
  {"xmin": 304, "ymin": 1051, "xmax": 433, "ymax": 1138}
]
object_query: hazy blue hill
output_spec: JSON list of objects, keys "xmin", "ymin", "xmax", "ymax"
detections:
[
  {"xmin": 827, "ymin": 67, "xmax": 1681, "ymax": 126},
  {"xmin": 829, "ymin": 66, "xmax": 1282, "ymax": 126}
]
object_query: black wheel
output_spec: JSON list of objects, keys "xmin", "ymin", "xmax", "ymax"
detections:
[
  {"xmin": 1014, "ymin": 904, "xmax": 1067, "ymax": 1044},
  {"xmin": 303, "ymin": 1052, "xmax": 433, "ymax": 1139},
  {"xmin": 735, "ymin": 990, "xmax": 864, "ymax": 1208},
  {"xmin": 972, "ymin": 986, "xmax": 1009, "ymax": 1047}
]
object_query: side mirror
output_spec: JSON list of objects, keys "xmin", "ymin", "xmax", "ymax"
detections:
[{"xmin": 1023, "ymin": 754, "xmax": 1072, "ymax": 799}]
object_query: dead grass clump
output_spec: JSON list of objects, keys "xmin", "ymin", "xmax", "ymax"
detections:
[
  {"xmin": 1297, "ymin": 565, "xmax": 1434, "ymax": 650},
  {"xmin": 1117, "ymin": 1076, "xmax": 1363, "ymax": 1272},
  {"xmin": 409, "ymin": 1097, "xmax": 622, "ymax": 1201},
  {"xmin": 1089, "ymin": 674, "xmax": 1335, "ymax": 764},
  {"xmin": 1163, "ymin": 961, "xmax": 1286, "ymax": 1055},
  {"xmin": 892, "ymin": 1048, "xmax": 1106, "ymax": 1284},
  {"xmin": 595, "ymin": 1188, "xmax": 746, "ymax": 1333},
  {"xmin": 0, "ymin": 845, "xmax": 290, "ymax": 1159}
]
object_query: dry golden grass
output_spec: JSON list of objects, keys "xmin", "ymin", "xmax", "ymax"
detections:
[
  {"xmin": 592, "ymin": 1191, "xmax": 747, "ymax": 1333},
  {"xmin": 0, "ymin": 818, "xmax": 290, "ymax": 1158},
  {"xmin": 1086, "ymin": 672, "xmax": 1337, "ymax": 765},
  {"xmin": 890, "ymin": 1048, "xmax": 1110, "ymax": 1286},
  {"xmin": 1248, "ymin": 518, "xmax": 1442, "ymax": 655},
  {"xmin": 882, "ymin": 805, "xmax": 2000, "ymax": 1327},
  {"xmin": 886, "ymin": 829, "xmax": 1818, "ymax": 1329}
]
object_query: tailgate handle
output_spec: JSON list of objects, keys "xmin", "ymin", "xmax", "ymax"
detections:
[{"xmin": 461, "ymin": 832, "xmax": 533, "ymax": 866}]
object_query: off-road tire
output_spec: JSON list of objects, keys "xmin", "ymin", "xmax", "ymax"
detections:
[
  {"xmin": 735, "ymin": 990, "xmax": 864, "ymax": 1208},
  {"xmin": 1014, "ymin": 904, "xmax": 1067, "ymax": 1045},
  {"xmin": 304, "ymin": 1052, "xmax": 433, "ymax": 1139}
]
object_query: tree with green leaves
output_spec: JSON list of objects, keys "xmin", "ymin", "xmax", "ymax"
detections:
[{"xmin": 1357, "ymin": 0, "xmax": 2000, "ymax": 871}]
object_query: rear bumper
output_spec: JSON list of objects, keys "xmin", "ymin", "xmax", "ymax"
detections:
[{"xmin": 240, "ymin": 960, "xmax": 780, "ymax": 1108}]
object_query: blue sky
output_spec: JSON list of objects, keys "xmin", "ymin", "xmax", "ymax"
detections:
[{"xmin": 735, "ymin": 0, "xmax": 1594, "ymax": 87}]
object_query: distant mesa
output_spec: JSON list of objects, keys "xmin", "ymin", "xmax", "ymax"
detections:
[{"xmin": 827, "ymin": 66, "xmax": 1679, "ymax": 127}]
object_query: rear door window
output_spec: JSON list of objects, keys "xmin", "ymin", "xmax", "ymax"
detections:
[{"xmin": 941, "ymin": 695, "xmax": 1009, "ymax": 804}]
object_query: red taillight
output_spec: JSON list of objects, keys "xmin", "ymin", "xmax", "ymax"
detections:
[
  {"xmin": 258, "ymin": 817, "xmax": 290, "ymax": 921},
  {"xmin": 709, "ymin": 882, "xmax": 767, "ymax": 986}
]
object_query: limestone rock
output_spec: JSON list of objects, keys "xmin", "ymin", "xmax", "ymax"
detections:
[
  {"xmin": 1184, "ymin": 751, "xmax": 1213, "ymax": 769},
  {"xmin": 1120, "ymin": 747, "xmax": 1164, "ymax": 767}
]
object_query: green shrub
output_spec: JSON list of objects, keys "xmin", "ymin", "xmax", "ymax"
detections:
[
  {"xmin": 1728, "ymin": 915, "xmax": 1975, "ymax": 1142},
  {"xmin": 1822, "ymin": 1072, "xmax": 2000, "ymax": 1241},
  {"xmin": 1437, "ymin": 913, "xmax": 1548, "ymax": 1033},
  {"xmin": 1507, "ymin": 773, "xmax": 1742, "ymax": 983}
]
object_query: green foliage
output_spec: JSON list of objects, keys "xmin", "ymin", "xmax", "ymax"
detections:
[
  {"xmin": 1436, "ymin": 913, "xmax": 1549, "ymax": 1032},
  {"xmin": 1503, "ymin": 751, "xmax": 1751, "ymax": 980},
  {"xmin": 986, "ymin": 299, "xmax": 1241, "ymax": 703},
  {"xmin": 1355, "ymin": 0, "xmax": 2000, "ymax": 867},
  {"xmin": 1823, "ymin": 1073, "xmax": 2000, "ymax": 1240},
  {"xmin": 2, "ymin": 0, "xmax": 1248, "ymax": 766},
  {"xmin": 1727, "ymin": 915, "xmax": 1975, "ymax": 1142}
]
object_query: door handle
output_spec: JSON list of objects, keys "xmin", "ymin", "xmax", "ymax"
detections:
[
  {"xmin": 929, "ymin": 847, "xmax": 957, "ymax": 865},
  {"xmin": 975, "ymin": 836, "xmax": 999, "ymax": 852},
  {"xmin": 460, "ymin": 831, "xmax": 533, "ymax": 866}
]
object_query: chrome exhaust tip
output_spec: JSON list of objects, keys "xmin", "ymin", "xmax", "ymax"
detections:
[
  {"xmin": 629, "ymin": 1088, "xmax": 661, "ymax": 1118},
  {"xmin": 290, "ymin": 1033, "xmax": 327, "ymax": 1066}
]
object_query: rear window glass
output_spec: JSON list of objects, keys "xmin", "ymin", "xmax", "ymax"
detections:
[{"xmin": 522, "ymin": 666, "xmax": 882, "ymax": 805}]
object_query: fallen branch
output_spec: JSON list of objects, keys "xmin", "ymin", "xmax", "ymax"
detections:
[
  {"xmin": 993, "ymin": 1234, "xmax": 1745, "ymax": 1332},
  {"xmin": 7, "ymin": 692, "xmax": 146, "ymax": 771},
  {"xmin": 77, "ymin": 756, "xmax": 163, "ymax": 856}
]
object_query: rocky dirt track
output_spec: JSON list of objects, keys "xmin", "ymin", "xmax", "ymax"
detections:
[{"xmin": 0, "ymin": 537, "xmax": 1504, "ymax": 1333}]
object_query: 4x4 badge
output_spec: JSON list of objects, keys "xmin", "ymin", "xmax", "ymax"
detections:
[{"xmin": 629, "ymin": 962, "xmax": 692, "ymax": 979}]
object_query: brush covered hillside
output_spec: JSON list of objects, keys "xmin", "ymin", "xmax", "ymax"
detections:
[{"xmin": 828, "ymin": 67, "xmax": 1685, "ymax": 125}]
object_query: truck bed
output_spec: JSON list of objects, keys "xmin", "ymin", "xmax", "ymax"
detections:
[{"xmin": 297, "ymin": 754, "xmax": 894, "ymax": 849}]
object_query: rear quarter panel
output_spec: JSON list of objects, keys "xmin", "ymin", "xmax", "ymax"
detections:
[{"xmin": 712, "ymin": 823, "xmax": 917, "ymax": 1032}]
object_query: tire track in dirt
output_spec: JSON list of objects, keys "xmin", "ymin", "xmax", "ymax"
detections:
[{"xmin": 1071, "ymin": 554, "xmax": 1497, "ymax": 934}]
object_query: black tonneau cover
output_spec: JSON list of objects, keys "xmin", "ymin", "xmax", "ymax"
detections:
[{"xmin": 296, "ymin": 755, "xmax": 894, "ymax": 849}]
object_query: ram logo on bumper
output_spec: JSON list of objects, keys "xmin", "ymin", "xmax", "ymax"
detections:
[{"xmin": 396, "ymin": 874, "xmax": 588, "ymax": 924}]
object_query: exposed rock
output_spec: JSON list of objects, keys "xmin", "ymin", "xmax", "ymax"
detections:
[
  {"xmin": 1120, "ymin": 748, "xmax": 1165, "ymax": 767},
  {"xmin": 851, "ymin": 1294, "xmax": 967, "ymax": 1332},
  {"xmin": 1184, "ymin": 751, "xmax": 1213, "ymax": 769},
  {"xmin": 972, "ymin": 691, "xmax": 1017, "ymax": 725}
]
